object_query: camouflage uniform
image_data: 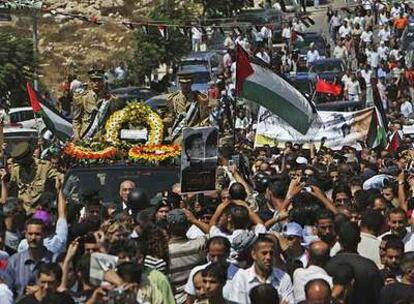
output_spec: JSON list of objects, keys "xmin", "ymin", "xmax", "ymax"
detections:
[{"xmin": 10, "ymin": 158, "xmax": 59, "ymax": 214}]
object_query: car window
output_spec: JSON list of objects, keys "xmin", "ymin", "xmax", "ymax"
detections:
[
  {"xmin": 63, "ymin": 167, "xmax": 180, "ymax": 204},
  {"xmin": 310, "ymin": 62, "xmax": 343, "ymax": 73},
  {"xmin": 9, "ymin": 112, "xmax": 19, "ymax": 123},
  {"xmin": 21, "ymin": 110, "xmax": 35, "ymax": 121}
]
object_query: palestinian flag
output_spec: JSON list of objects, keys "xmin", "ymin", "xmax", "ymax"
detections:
[
  {"xmin": 387, "ymin": 131, "xmax": 402, "ymax": 152},
  {"xmin": 366, "ymin": 85, "xmax": 388, "ymax": 148},
  {"xmin": 366, "ymin": 107, "xmax": 387, "ymax": 148},
  {"xmin": 27, "ymin": 82, "xmax": 73, "ymax": 142},
  {"xmin": 236, "ymin": 44, "xmax": 319, "ymax": 135}
]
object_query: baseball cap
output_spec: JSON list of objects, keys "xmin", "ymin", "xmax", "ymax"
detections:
[
  {"xmin": 232, "ymin": 231, "xmax": 258, "ymax": 254},
  {"xmin": 282, "ymin": 222, "xmax": 303, "ymax": 238}
]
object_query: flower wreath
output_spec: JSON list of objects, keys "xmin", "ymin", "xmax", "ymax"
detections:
[
  {"xmin": 129, "ymin": 144, "xmax": 181, "ymax": 162},
  {"xmin": 105, "ymin": 102, "xmax": 164, "ymax": 145},
  {"xmin": 64, "ymin": 102, "xmax": 181, "ymax": 162},
  {"xmin": 64, "ymin": 143, "xmax": 117, "ymax": 160}
]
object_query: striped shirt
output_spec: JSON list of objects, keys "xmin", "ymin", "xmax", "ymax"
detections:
[
  {"xmin": 144, "ymin": 255, "xmax": 167, "ymax": 274},
  {"xmin": 169, "ymin": 236, "xmax": 207, "ymax": 304}
]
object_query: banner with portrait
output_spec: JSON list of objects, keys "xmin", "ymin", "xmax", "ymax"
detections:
[
  {"xmin": 255, "ymin": 106, "xmax": 374, "ymax": 150},
  {"xmin": 181, "ymin": 127, "xmax": 218, "ymax": 194}
]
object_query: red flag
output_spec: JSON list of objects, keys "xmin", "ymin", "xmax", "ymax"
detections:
[
  {"xmin": 387, "ymin": 131, "xmax": 402, "ymax": 152},
  {"xmin": 315, "ymin": 79, "xmax": 342, "ymax": 96},
  {"xmin": 26, "ymin": 82, "xmax": 41, "ymax": 113},
  {"xmin": 235, "ymin": 44, "xmax": 254, "ymax": 96}
]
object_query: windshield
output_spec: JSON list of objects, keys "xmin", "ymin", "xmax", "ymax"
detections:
[
  {"xmin": 310, "ymin": 62, "xmax": 344, "ymax": 73},
  {"xmin": 192, "ymin": 72, "xmax": 211, "ymax": 83},
  {"xmin": 296, "ymin": 38, "xmax": 326, "ymax": 55},
  {"xmin": 63, "ymin": 166, "xmax": 180, "ymax": 204}
]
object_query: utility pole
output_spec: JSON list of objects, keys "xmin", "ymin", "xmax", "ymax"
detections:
[{"xmin": 32, "ymin": 8, "xmax": 39, "ymax": 90}]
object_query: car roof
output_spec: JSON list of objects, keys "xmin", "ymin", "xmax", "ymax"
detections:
[
  {"xmin": 182, "ymin": 51, "xmax": 217, "ymax": 61},
  {"xmin": 9, "ymin": 107, "xmax": 33, "ymax": 113},
  {"xmin": 179, "ymin": 65, "xmax": 210, "ymax": 72}
]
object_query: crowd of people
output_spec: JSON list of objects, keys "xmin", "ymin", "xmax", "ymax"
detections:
[{"xmin": 2, "ymin": 0, "xmax": 414, "ymax": 304}]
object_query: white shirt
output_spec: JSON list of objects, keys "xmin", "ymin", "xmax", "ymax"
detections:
[
  {"xmin": 353, "ymin": 16, "xmax": 365, "ymax": 28},
  {"xmin": 361, "ymin": 69, "xmax": 373, "ymax": 87},
  {"xmin": 338, "ymin": 25, "xmax": 351, "ymax": 38},
  {"xmin": 357, "ymin": 232, "xmax": 381, "ymax": 267},
  {"xmin": 229, "ymin": 265, "xmax": 294, "ymax": 304},
  {"xmin": 341, "ymin": 74, "xmax": 352, "ymax": 87},
  {"xmin": 401, "ymin": 101, "xmax": 414, "ymax": 118},
  {"xmin": 361, "ymin": 30, "xmax": 373, "ymax": 43},
  {"xmin": 260, "ymin": 26, "xmax": 272, "ymax": 39},
  {"xmin": 282, "ymin": 27, "xmax": 292, "ymax": 39},
  {"xmin": 0, "ymin": 283, "xmax": 13, "ymax": 304},
  {"xmin": 191, "ymin": 27, "xmax": 202, "ymax": 40},
  {"xmin": 306, "ymin": 50, "xmax": 320, "ymax": 64},
  {"xmin": 224, "ymin": 36, "xmax": 235, "ymax": 50},
  {"xmin": 293, "ymin": 265, "xmax": 333, "ymax": 303},
  {"xmin": 379, "ymin": 230, "xmax": 414, "ymax": 252},
  {"xmin": 345, "ymin": 80, "xmax": 361, "ymax": 95},
  {"xmin": 378, "ymin": 45, "xmax": 389, "ymax": 60},
  {"xmin": 369, "ymin": 51, "xmax": 380, "ymax": 68},
  {"xmin": 333, "ymin": 45, "xmax": 348, "ymax": 60},
  {"xmin": 378, "ymin": 28, "xmax": 391, "ymax": 42}
]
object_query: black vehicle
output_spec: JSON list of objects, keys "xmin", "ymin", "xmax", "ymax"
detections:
[
  {"xmin": 235, "ymin": 9, "xmax": 285, "ymax": 43},
  {"xmin": 110, "ymin": 87, "xmax": 158, "ymax": 103},
  {"xmin": 308, "ymin": 58, "xmax": 346, "ymax": 82},
  {"xmin": 284, "ymin": 72, "xmax": 362, "ymax": 111},
  {"xmin": 63, "ymin": 164, "xmax": 180, "ymax": 205},
  {"xmin": 294, "ymin": 32, "xmax": 330, "ymax": 71}
]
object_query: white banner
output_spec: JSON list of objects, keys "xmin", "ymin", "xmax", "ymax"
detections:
[{"xmin": 255, "ymin": 106, "xmax": 374, "ymax": 150}]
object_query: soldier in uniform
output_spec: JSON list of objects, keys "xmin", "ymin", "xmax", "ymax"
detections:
[
  {"xmin": 166, "ymin": 72, "xmax": 209, "ymax": 143},
  {"xmin": 72, "ymin": 68, "xmax": 119, "ymax": 141},
  {"xmin": 8, "ymin": 142, "xmax": 59, "ymax": 214}
]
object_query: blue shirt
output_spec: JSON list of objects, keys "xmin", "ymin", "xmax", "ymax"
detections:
[{"xmin": 6, "ymin": 247, "xmax": 56, "ymax": 296}]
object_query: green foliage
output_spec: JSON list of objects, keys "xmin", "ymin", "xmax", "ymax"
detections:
[
  {"xmin": 128, "ymin": 0, "xmax": 191, "ymax": 85},
  {"xmin": 0, "ymin": 32, "xmax": 37, "ymax": 106}
]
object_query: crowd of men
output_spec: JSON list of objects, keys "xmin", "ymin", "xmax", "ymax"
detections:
[{"xmin": 2, "ymin": 0, "xmax": 414, "ymax": 303}]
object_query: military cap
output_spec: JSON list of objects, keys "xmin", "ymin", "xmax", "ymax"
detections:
[
  {"xmin": 177, "ymin": 71, "xmax": 193, "ymax": 84},
  {"xmin": 88, "ymin": 68, "xmax": 105, "ymax": 80},
  {"xmin": 11, "ymin": 142, "xmax": 32, "ymax": 160}
]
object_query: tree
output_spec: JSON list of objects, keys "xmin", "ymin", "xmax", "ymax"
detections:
[
  {"xmin": 197, "ymin": 0, "xmax": 250, "ymax": 18},
  {"xmin": 0, "ymin": 32, "xmax": 37, "ymax": 106},
  {"xmin": 128, "ymin": 0, "xmax": 192, "ymax": 85}
]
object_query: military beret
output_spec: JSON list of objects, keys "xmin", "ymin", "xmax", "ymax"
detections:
[{"xmin": 11, "ymin": 142, "xmax": 31, "ymax": 160}]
